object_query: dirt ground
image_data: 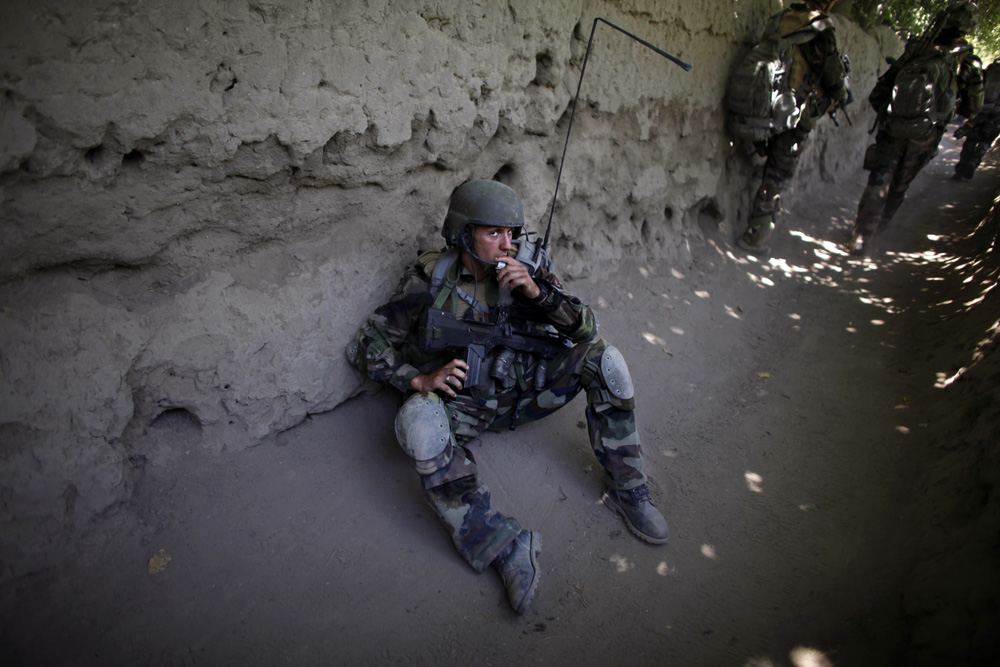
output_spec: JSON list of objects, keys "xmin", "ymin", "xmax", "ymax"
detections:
[{"xmin": 3, "ymin": 128, "xmax": 999, "ymax": 667}]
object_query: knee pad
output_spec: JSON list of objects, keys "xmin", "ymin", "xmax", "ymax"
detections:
[
  {"xmin": 395, "ymin": 393, "xmax": 454, "ymax": 475},
  {"xmin": 584, "ymin": 344, "xmax": 635, "ymax": 410}
]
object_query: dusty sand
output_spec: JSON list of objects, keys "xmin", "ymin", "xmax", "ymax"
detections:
[{"xmin": 3, "ymin": 129, "xmax": 999, "ymax": 667}]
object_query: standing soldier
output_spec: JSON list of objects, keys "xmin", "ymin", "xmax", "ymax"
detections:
[
  {"xmin": 954, "ymin": 57, "xmax": 1000, "ymax": 180},
  {"xmin": 728, "ymin": 0, "xmax": 851, "ymax": 255},
  {"xmin": 347, "ymin": 179, "xmax": 669, "ymax": 615},
  {"xmin": 850, "ymin": 1, "xmax": 983, "ymax": 255}
]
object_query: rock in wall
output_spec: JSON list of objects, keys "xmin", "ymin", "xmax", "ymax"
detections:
[{"xmin": 0, "ymin": 0, "xmax": 897, "ymax": 580}]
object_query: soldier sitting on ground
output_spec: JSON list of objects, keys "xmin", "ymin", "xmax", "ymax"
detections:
[{"xmin": 347, "ymin": 179, "xmax": 669, "ymax": 615}]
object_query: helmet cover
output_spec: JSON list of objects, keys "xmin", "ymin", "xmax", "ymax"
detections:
[
  {"xmin": 942, "ymin": 1, "xmax": 979, "ymax": 35},
  {"xmin": 442, "ymin": 179, "xmax": 524, "ymax": 249}
]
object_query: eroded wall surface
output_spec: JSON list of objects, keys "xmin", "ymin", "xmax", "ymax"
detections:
[{"xmin": 0, "ymin": 1, "xmax": 897, "ymax": 578}]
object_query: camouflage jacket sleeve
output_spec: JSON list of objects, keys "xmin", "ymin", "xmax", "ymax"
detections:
[
  {"xmin": 518, "ymin": 267, "xmax": 599, "ymax": 344},
  {"xmin": 346, "ymin": 264, "xmax": 435, "ymax": 393}
]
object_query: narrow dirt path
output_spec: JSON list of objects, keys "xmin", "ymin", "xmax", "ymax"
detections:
[{"xmin": 3, "ymin": 134, "xmax": 998, "ymax": 667}]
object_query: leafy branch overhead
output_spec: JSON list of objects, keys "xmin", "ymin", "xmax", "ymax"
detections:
[{"xmin": 847, "ymin": 0, "xmax": 999, "ymax": 60}]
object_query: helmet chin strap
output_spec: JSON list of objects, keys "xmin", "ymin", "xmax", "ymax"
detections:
[{"xmin": 459, "ymin": 230, "xmax": 504, "ymax": 271}]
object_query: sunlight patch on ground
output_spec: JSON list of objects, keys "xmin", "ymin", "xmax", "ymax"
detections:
[
  {"xmin": 735, "ymin": 230, "xmax": 858, "ymax": 289},
  {"xmin": 887, "ymin": 247, "xmax": 962, "ymax": 269},
  {"xmin": 700, "ymin": 544, "xmax": 717, "ymax": 559},
  {"xmin": 746, "ymin": 272, "xmax": 777, "ymax": 287},
  {"xmin": 610, "ymin": 554, "xmax": 633, "ymax": 573},
  {"xmin": 745, "ymin": 471, "xmax": 763, "ymax": 493},
  {"xmin": 789, "ymin": 646, "xmax": 835, "ymax": 667},
  {"xmin": 936, "ymin": 317, "xmax": 1000, "ymax": 387},
  {"xmin": 744, "ymin": 651, "xmax": 832, "ymax": 667},
  {"xmin": 963, "ymin": 279, "xmax": 995, "ymax": 307},
  {"xmin": 656, "ymin": 561, "xmax": 676, "ymax": 576},
  {"xmin": 725, "ymin": 304, "xmax": 742, "ymax": 319},
  {"xmin": 768, "ymin": 256, "xmax": 809, "ymax": 277},
  {"xmin": 642, "ymin": 332, "xmax": 667, "ymax": 346}
]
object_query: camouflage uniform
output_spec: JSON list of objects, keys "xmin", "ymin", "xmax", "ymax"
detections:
[
  {"xmin": 955, "ymin": 60, "xmax": 1000, "ymax": 180},
  {"xmin": 741, "ymin": 2, "xmax": 849, "ymax": 251},
  {"xmin": 853, "ymin": 39, "xmax": 983, "ymax": 249},
  {"xmin": 348, "ymin": 250, "xmax": 646, "ymax": 573}
]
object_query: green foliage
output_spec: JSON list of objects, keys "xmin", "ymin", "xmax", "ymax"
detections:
[{"xmin": 847, "ymin": 0, "xmax": 999, "ymax": 61}]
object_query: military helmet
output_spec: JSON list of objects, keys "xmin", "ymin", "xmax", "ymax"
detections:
[
  {"xmin": 442, "ymin": 179, "xmax": 524, "ymax": 249},
  {"xmin": 942, "ymin": 1, "xmax": 979, "ymax": 35},
  {"xmin": 811, "ymin": 0, "xmax": 840, "ymax": 11}
]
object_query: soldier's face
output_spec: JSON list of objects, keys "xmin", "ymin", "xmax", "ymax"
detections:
[{"xmin": 472, "ymin": 225, "xmax": 514, "ymax": 263}]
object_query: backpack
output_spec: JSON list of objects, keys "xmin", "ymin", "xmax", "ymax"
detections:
[
  {"xmin": 725, "ymin": 9, "xmax": 832, "ymax": 144},
  {"xmin": 882, "ymin": 46, "xmax": 958, "ymax": 140},
  {"xmin": 980, "ymin": 62, "xmax": 1000, "ymax": 115}
]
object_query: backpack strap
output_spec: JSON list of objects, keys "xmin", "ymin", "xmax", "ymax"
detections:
[
  {"xmin": 429, "ymin": 247, "xmax": 462, "ymax": 310},
  {"xmin": 428, "ymin": 247, "xmax": 490, "ymax": 316}
]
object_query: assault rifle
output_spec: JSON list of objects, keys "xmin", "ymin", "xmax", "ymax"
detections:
[
  {"xmin": 420, "ymin": 307, "xmax": 569, "ymax": 389},
  {"xmin": 829, "ymin": 54, "xmax": 854, "ymax": 127}
]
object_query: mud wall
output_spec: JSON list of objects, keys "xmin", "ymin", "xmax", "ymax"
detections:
[{"xmin": 0, "ymin": 1, "xmax": 898, "ymax": 580}]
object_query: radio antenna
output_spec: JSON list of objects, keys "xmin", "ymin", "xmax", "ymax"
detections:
[{"xmin": 538, "ymin": 17, "xmax": 692, "ymax": 258}]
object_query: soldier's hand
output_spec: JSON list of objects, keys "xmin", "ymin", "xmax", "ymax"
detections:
[
  {"xmin": 410, "ymin": 359, "xmax": 468, "ymax": 398},
  {"xmin": 495, "ymin": 257, "xmax": 541, "ymax": 299}
]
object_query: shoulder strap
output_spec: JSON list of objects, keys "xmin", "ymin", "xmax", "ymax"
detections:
[
  {"xmin": 429, "ymin": 248, "xmax": 461, "ymax": 310},
  {"xmin": 428, "ymin": 247, "xmax": 490, "ymax": 316}
]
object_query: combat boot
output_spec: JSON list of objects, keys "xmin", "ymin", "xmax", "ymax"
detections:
[
  {"xmin": 603, "ymin": 484, "xmax": 670, "ymax": 545},
  {"xmin": 848, "ymin": 228, "xmax": 867, "ymax": 256},
  {"xmin": 491, "ymin": 530, "xmax": 541, "ymax": 614},
  {"xmin": 736, "ymin": 213, "xmax": 775, "ymax": 255}
]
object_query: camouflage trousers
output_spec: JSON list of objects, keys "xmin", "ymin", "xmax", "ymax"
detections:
[
  {"xmin": 750, "ymin": 124, "xmax": 813, "ymax": 221},
  {"xmin": 409, "ymin": 338, "xmax": 646, "ymax": 573},
  {"xmin": 854, "ymin": 128, "xmax": 943, "ymax": 238},
  {"xmin": 956, "ymin": 114, "xmax": 1000, "ymax": 179}
]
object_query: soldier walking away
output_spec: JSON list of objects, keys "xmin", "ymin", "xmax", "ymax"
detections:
[
  {"xmin": 347, "ymin": 179, "xmax": 669, "ymax": 615},
  {"xmin": 726, "ymin": 0, "xmax": 850, "ymax": 255},
  {"xmin": 850, "ymin": 1, "xmax": 983, "ymax": 256},
  {"xmin": 954, "ymin": 57, "xmax": 1000, "ymax": 180}
]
